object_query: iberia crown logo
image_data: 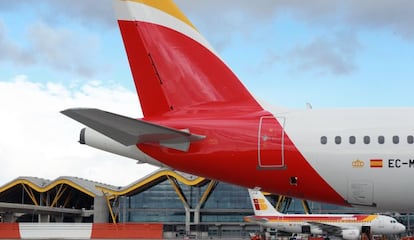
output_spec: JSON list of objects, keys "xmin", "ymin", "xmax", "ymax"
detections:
[{"xmin": 352, "ymin": 160, "xmax": 364, "ymax": 168}]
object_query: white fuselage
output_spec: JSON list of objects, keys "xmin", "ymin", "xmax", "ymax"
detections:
[
  {"xmin": 259, "ymin": 214, "xmax": 405, "ymax": 238},
  {"xmin": 277, "ymin": 107, "xmax": 414, "ymax": 211}
]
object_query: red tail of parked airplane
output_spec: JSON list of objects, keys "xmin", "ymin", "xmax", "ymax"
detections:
[
  {"xmin": 62, "ymin": 0, "xmax": 414, "ymax": 212},
  {"xmin": 114, "ymin": 0, "xmax": 262, "ymax": 117}
]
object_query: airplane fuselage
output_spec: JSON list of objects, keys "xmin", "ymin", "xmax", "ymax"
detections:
[
  {"xmin": 246, "ymin": 214, "xmax": 405, "ymax": 239},
  {"xmin": 246, "ymin": 189, "xmax": 406, "ymax": 240},
  {"xmin": 138, "ymin": 107, "xmax": 414, "ymax": 211}
]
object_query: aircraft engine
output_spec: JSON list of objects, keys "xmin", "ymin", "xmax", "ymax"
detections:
[
  {"xmin": 79, "ymin": 127, "xmax": 167, "ymax": 167},
  {"xmin": 341, "ymin": 229, "xmax": 360, "ymax": 240}
]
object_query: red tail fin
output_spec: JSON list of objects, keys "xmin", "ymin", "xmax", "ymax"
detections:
[{"xmin": 114, "ymin": 0, "xmax": 262, "ymax": 118}]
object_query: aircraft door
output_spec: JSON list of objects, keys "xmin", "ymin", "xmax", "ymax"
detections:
[
  {"xmin": 258, "ymin": 116, "xmax": 285, "ymax": 169},
  {"xmin": 361, "ymin": 226, "xmax": 371, "ymax": 240},
  {"xmin": 301, "ymin": 225, "xmax": 311, "ymax": 234}
]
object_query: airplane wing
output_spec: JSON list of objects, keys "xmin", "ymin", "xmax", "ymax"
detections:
[
  {"xmin": 307, "ymin": 221, "xmax": 342, "ymax": 235},
  {"xmin": 61, "ymin": 108, "xmax": 205, "ymax": 152},
  {"xmin": 244, "ymin": 216, "xmax": 269, "ymax": 224}
]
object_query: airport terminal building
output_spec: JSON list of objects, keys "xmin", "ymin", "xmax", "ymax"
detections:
[{"xmin": 0, "ymin": 169, "xmax": 411, "ymax": 238}]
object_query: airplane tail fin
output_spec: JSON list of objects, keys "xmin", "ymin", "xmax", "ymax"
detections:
[
  {"xmin": 113, "ymin": 0, "xmax": 263, "ymax": 118},
  {"xmin": 248, "ymin": 189, "xmax": 282, "ymax": 216}
]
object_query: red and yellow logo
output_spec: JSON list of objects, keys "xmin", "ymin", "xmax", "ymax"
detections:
[{"xmin": 253, "ymin": 198, "xmax": 268, "ymax": 210}]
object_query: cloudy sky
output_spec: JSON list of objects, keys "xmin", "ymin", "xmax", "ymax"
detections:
[{"xmin": 1, "ymin": 0, "xmax": 414, "ymax": 186}]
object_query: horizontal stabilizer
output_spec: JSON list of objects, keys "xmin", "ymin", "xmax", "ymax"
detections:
[{"xmin": 61, "ymin": 108, "xmax": 205, "ymax": 151}]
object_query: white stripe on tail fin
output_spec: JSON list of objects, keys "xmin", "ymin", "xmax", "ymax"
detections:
[{"xmin": 248, "ymin": 189, "xmax": 283, "ymax": 216}]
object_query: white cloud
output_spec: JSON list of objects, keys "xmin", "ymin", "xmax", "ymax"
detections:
[
  {"xmin": 26, "ymin": 22, "xmax": 100, "ymax": 77},
  {"xmin": 0, "ymin": 19, "xmax": 104, "ymax": 78},
  {"xmin": 0, "ymin": 75, "xmax": 158, "ymax": 186},
  {"xmin": 0, "ymin": 0, "xmax": 114, "ymax": 29},
  {"xmin": 0, "ymin": 21, "xmax": 34, "ymax": 66},
  {"xmin": 286, "ymin": 31, "xmax": 361, "ymax": 75}
]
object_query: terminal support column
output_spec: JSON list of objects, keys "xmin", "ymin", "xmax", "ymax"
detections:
[
  {"xmin": 94, "ymin": 196, "xmax": 109, "ymax": 223},
  {"xmin": 167, "ymin": 176, "xmax": 191, "ymax": 234},
  {"xmin": 38, "ymin": 192, "xmax": 50, "ymax": 222},
  {"xmin": 194, "ymin": 180, "xmax": 217, "ymax": 225}
]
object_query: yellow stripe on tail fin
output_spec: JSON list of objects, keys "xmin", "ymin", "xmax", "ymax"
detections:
[{"xmin": 128, "ymin": 0, "xmax": 196, "ymax": 29}]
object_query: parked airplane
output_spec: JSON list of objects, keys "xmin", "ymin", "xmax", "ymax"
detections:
[
  {"xmin": 62, "ymin": 0, "xmax": 414, "ymax": 211},
  {"xmin": 245, "ymin": 189, "xmax": 405, "ymax": 240}
]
